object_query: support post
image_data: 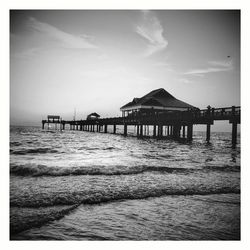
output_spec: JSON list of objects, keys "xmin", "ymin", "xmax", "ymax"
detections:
[
  {"xmin": 182, "ymin": 126, "xmax": 185, "ymax": 138},
  {"xmin": 187, "ymin": 124, "xmax": 193, "ymax": 141},
  {"xmin": 158, "ymin": 125, "xmax": 163, "ymax": 138},
  {"xmin": 167, "ymin": 126, "xmax": 170, "ymax": 136},
  {"xmin": 140, "ymin": 125, "xmax": 143, "ymax": 137},
  {"xmin": 42, "ymin": 122, "xmax": 45, "ymax": 129},
  {"xmin": 173, "ymin": 125, "xmax": 180, "ymax": 139},
  {"xmin": 232, "ymin": 121, "xmax": 237, "ymax": 145},
  {"xmin": 113, "ymin": 125, "xmax": 116, "ymax": 134},
  {"xmin": 137, "ymin": 125, "xmax": 140, "ymax": 137},
  {"xmin": 124, "ymin": 124, "xmax": 127, "ymax": 136},
  {"xmin": 206, "ymin": 124, "xmax": 211, "ymax": 142},
  {"xmin": 153, "ymin": 125, "xmax": 156, "ymax": 137},
  {"xmin": 104, "ymin": 125, "xmax": 107, "ymax": 133}
]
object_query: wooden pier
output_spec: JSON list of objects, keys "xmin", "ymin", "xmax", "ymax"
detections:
[{"xmin": 42, "ymin": 106, "xmax": 240, "ymax": 146}]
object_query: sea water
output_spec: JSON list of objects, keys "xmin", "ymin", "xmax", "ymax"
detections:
[{"xmin": 10, "ymin": 126, "xmax": 240, "ymax": 240}]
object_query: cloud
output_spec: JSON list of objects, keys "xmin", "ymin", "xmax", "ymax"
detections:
[
  {"xmin": 184, "ymin": 60, "xmax": 233, "ymax": 76},
  {"xmin": 11, "ymin": 47, "xmax": 41, "ymax": 59},
  {"xmin": 135, "ymin": 11, "xmax": 168, "ymax": 57},
  {"xmin": 26, "ymin": 17, "xmax": 97, "ymax": 49},
  {"xmin": 178, "ymin": 78, "xmax": 192, "ymax": 84}
]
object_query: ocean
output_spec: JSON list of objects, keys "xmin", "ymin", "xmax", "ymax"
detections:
[{"xmin": 10, "ymin": 125, "xmax": 240, "ymax": 240}]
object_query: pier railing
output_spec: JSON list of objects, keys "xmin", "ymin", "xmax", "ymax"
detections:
[{"xmin": 93, "ymin": 106, "xmax": 240, "ymax": 125}]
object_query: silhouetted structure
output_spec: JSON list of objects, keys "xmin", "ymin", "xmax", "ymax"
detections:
[
  {"xmin": 42, "ymin": 89, "xmax": 240, "ymax": 146},
  {"xmin": 87, "ymin": 112, "xmax": 100, "ymax": 120},
  {"xmin": 120, "ymin": 88, "xmax": 197, "ymax": 117}
]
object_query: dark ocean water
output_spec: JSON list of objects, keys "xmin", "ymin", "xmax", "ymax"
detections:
[{"xmin": 10, "ymin": 126, "xmax": 240, "ymax": 240}]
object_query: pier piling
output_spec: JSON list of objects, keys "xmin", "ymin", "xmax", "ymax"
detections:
[
  {"xmin": 153, "ymin": 125, "xmax": 157, "ymax": 137},
  {"xmin": 206, "ymin": 124, "xmax": 211, "ymax": 142},
  {"xmin": 182, "ymin": 126, "xmax": 185, "ymax": 138},
  {"xmin": 124, "ymin": 124, "xmax": 127, "ymax": 136},
  {"xmin": 187, "ymin": 124, "xmax": 193, "ymax": 141},
  {"xmin": 232, "ymin": 121, "xmax": 237, "ymax": 145}
]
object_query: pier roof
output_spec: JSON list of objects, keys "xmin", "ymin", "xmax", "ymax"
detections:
[
  {"xmin": 88, "ymin": 112, "xmax": 100, "ymax": 117},
  {"xmin": 120, "ymin": 88, "xmax": 196, "ymax": 111}
]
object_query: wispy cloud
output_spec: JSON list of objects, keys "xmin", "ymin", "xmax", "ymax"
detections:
[
  {"xmin": 184, "ymin": 60, "xmax": 233, "ymax": 76},
  {"xmin": 80, "ymin": 67, "xmax": 127, "ymax": 79},
  {"xmin": 178, "ymin": 78, "xmax": 192, "ymax": 84},
  {"xmin": 135, "ymin": 11, "xmax": 168, "ymax": 57},
  {"xmin": 11, "ymin": 47, "xmax": 41, "ymax": 59},
  {"xmin": 26, "ymin": 17, "xmax": 98, "ymax": 49}
]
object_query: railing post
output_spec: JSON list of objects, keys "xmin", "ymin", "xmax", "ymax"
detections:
[
  {"xmin": 207, "ymin": 105, "xmax": 211, "ymax": 117},
  {"xmin": 232, "ymin": 106, "xmax": 235, "ymax": 116}
]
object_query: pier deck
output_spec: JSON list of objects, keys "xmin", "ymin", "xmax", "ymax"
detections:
[{"xmin": 42, "ymin": 106, "xmax": 240, "ymax": 145}]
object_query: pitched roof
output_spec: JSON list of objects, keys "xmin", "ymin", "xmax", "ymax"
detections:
[
  {"xmin": 87, "ymin": 112, "xmax": 100, "ymax": 117},
  {"xmin": 120, "ymin": 88, "xmax": 196, "ymax": 110}
]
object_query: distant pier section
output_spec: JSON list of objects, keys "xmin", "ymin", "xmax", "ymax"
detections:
[{"xmin": 42, "ymin": 88, "xmax": 240, "ymax": 146}]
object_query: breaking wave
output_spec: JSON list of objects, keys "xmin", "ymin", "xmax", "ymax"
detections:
[
  {"xmin": 10, "ymin": 163, "xmax": 240, "ymax": 177},
  {"xmin": 10, "ymin": 148, "xmax": 60, "ymax": 155},
  {"xmin": 10, "ymin": 164, "xmax": 194, "ymax": 177},
  {"xmin": 10, "ymin": 185, "xmax": 240, "ymax": 208}
]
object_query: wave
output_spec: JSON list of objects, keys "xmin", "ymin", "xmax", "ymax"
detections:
[
  {"xmin": 77, "ymin": 146, "xmax": 117, "ymax": 151},
  {"xmin": 10, "ymin": 163, "xmax": 240, "ymax": 177},
  {"xmin": 10, "ymin": 205, "xmax": 78, "ymax": 235},
  {"xmin": 10, "ymin": 185, "xmax": 240, "ymax": 208},
  {"xmin": 10, "ymin": 148, "xmax": 59, "ymax": 155},
  {"xmin": 10, "ymin": 141, "xmax": 22, "ymax": 147},
  {"xmin": 204, "ymin": 165, "xmax": 240, "ymax": 172},
  {"xmin": 10, "ymin": 164, "xmax": 193, "ymax": 177}
]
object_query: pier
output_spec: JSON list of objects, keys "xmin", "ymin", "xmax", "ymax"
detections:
[
  {"xmin": 42, "ymin": 89, "xmax": 240, "ymax": 146},
  {"xmin": 42, "ymin": 105, "xmax": 240, "ymax": 146}
]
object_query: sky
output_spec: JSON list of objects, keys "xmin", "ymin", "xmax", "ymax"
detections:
[{"xmin": 10, "ymin": 10, "xmax": 240, "ymax": 131}]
